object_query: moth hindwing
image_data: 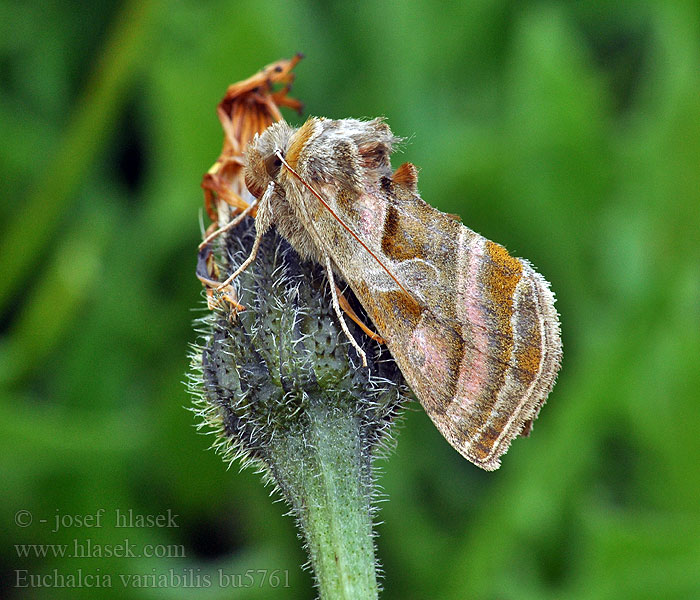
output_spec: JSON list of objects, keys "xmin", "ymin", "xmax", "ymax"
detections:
[{"xmin": 242, "ymin": 117, "xmax": 562, "ymax": 471}]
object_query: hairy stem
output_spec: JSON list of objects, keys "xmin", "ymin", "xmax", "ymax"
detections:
[{"xmin": 270, "ymin": 403, "xmax": 377, "ymax": 599}]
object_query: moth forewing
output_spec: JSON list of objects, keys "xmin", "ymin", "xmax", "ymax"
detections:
[{"xmin": 244, "ymin": 117, "xmax": 562, "ymax": 470}]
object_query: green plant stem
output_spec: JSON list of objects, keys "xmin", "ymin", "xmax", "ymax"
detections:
[{"xmin": 269, "ymin": 403, "xmax": 378, "ymax": 600}]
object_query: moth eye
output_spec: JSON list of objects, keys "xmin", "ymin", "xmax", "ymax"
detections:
[
  {"xmin": 244, "ymin": 172, "xmax": 264, "ymax": 198},
  {"xmin": 265, "ymin": 154, "xmax": 283, "ymax": 178}
]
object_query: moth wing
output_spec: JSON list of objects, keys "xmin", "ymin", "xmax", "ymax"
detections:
[{"xmin": 336, "ymin": 184, "xmax": 562, "ymax": 470}]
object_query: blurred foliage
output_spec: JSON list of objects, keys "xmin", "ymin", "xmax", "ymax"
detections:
[{"xmin": 1, "ymin": 1, "xmax": 699, "ymax": 599}]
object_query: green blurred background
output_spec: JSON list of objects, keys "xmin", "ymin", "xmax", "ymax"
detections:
[{"xmin": 2, "ymin": 1, "xmax": 699, "ymax": 598}]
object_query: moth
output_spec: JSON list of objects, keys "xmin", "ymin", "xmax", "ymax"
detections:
[{"xmin": 224, "ymin": 116, "xmax": 562, "ymax": 470}]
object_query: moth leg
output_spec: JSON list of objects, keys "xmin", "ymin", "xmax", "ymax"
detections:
[
  {"xmin": 206, "ymin": 284, "xmax": 244, "ymax": 314},
  {"xmin": 335, "ymin": 285, "xmax": 385, "ymax": 344},
  {"xmin": 196, "ymin": 243, "xmax": 246, "ymax": 314},
  {"xmin": 324, "ymin": 255, "xmax": 368, "ymax": 367},
  {"xmin": 217, "ymin": 182, "xmax": 275, "ymax": 290},
  {"xmin": 216, "ymin": 231, "xmax": 262, "ymax": 290},
  {"xmin": 199, "ymin": 199, "xmax": 258, "ymax": 250}
]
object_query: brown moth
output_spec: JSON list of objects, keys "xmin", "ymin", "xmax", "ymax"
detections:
[{"xmin": 233, "ymin": 117, "xmax": 562, "ymax": 471}]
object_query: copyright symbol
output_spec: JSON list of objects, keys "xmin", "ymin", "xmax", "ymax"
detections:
[{"xmin": 15, "ymin": 510, "xmax": 32, "ymax": 527}]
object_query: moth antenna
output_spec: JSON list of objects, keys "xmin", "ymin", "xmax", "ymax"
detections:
[{"xmin": 276, "ymin": 151, "xmax": 416, "ymax": 302}]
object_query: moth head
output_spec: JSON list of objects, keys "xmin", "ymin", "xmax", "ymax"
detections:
[
  {"xmin": 304, "ymin": 118, "xmax": 401, "ymax": 191},
  {"xmin": 244, "ymin": 117, "xmax": 402, "ymax": 198},
  {"xmin": 244, "ymin": 121, "xmax": 295, "ymax": 198}
]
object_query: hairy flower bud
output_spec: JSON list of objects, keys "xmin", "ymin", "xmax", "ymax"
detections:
[{"xmin": 190, "ymin": 218, "xmax": 406, "ymax": 470}]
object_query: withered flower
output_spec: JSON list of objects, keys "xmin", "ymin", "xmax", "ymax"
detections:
[{"xmin": 201, "ymin": 53, "xmax": 303, "ymax": 225}]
